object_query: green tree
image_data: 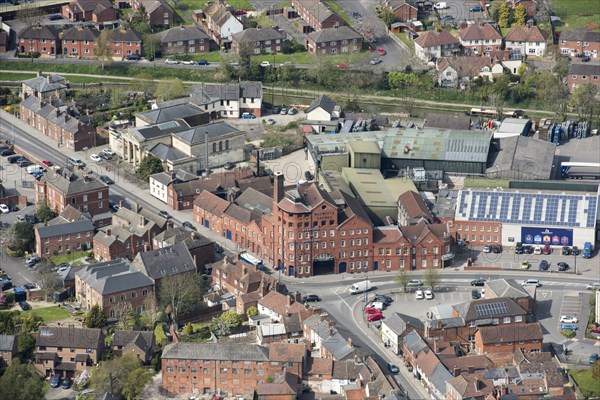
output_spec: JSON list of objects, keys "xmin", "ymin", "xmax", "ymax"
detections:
[
  {"xmin": 569, "ymin": 84, "xmax": 598, "ymax": 122},
  {"xmin": 85, "ymin": 305, "xmax": 107, "ymax": 328},
  {"xmin": 36, "ymin": 200, "xmax": 57, "ymax": 224},
  {"xmin": 182, "ymin": 323, "xmax": 194, "ymax": 335},
  {"xmin": 36, "ymin": 261, "xmax": 61, "ymax": 301},
  {"xmin": 94, "ymin": 30, "xmax": 113, "ymax": 70},
  {"xmin": 0, "ymin": 311, "xmax": 18, "ymax": 334},
  {"xmin": 17, "ymin": 333, "xmax": 36, "ymax": 360},
  {"xmin": 90, "ymin": 353, "xmax": 154, "ymax": 399},
  {"xmin": 498, "ymin": 1, "xmax": 511, "ymax": 28},
  {"xmin": 142, "ymin": 33, "xmax": 160, "ymax": 60},
  {"xmin": 394, "ymin": 269, "xmax": 413, "ymax": 292},
  {"xmin": 2, "ymin": 221, "xmax": 34, "ymax": 256},
  {"xmin": 159, "ymin": 273, "xmax": 203, "ymax": 321},
  {"xmin": 0, "ymin": 360, "xmax": 45, "ymax": 400},
  {"xmin": 129, "ymin": 73, "xmax": 157, "ymax": 95},
  {"xmin": 130, "ymin": 5, "xmax": 150, "ymax": 34},
  {"xmin": 153, "ymin": 78, "xmax": 184, "ymax": 101},
  {"xmin": 512, "ymin": 4, "xmax": 526, "ymax": 26},
  {"xmin": 246, "ymin": 306, "xmax": 258, "ymax": 318},
  {"xmin": 136, "ymin": 153, "xmax": 164, "ymax": 181},
  {"xmin": 210, "ymin": 310, "xmax": 242, "ymax": 336},
  {"xmin": 423, "ymin": 269, "xmax": 441, "ymax": 291},
  {"xmin": 380, "ymin": 7, "xmax": 397, "ymax": 26}
]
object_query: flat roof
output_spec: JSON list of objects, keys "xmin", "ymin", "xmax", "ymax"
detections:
[
  {"xmin": 342, "ymin": 168, "xmax": 416, "ymax": 208},
  {"xmin": 348, "ymin": 140, "xmax": 381, "ymax": 154}
]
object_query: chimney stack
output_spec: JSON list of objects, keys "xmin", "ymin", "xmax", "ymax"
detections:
[
  {"xmin": 119, "ymin": 200, "xmax": 125, "ymax": 208},
  {"xmin": 468, "ymin": 366, "xmax": 475, "ymax": 374},
  {"xmin": 223, "ymin": 255, "xmax": 229, "ymax": 265},
  {"xmin": 274, "ymin": 172, "xmax": 284, "ymax": 203},
  {"xmin": 167, "ymin": 220, "xmax": 174, "ymax": 229},
  {"xmin": 453, "ymin": 366, "xmax": 461, "ymax": 377},
  {"xmin": 132, "ymin": 202, "xmax": 140, "ymax": 213},
  {"xmin": 106, "ymin": 228, "xmax": 112, "ymax": 237},
  {"xmin": 171, "ymin": 171, "xmax": 176, "ymax": 180},
  {"xmin": 138, "ymin": 215, "xmax": 145, "ymax": 227},
  {"xmin": 144, "ymin": 243, "xmax": 151, "ymax": 251},
  {"xmin": 347, "ymin": 337, "xmax": 353, "ymax": 347},
  {"xmin": 294, "ymin": 291, "xmax": 301, "ymax": 302},
  {"xmin": 319, "ymin": 312, "xmax": 329, "ymax": 322},
  {"xmin": 37, "ymin": 70, "xmax": 42, "ymax": 77},
  {"xmin": 242, "ymin": 264, "xmax": 248, "ymax": 275}
]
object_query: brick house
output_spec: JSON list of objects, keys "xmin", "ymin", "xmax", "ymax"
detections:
[
  {"xmin": 484, "ymin": 278, "xmax": 535, "ymax": 315},
  {"xmin": 305, "ymin": 26, "xmax": 363, "ymax": 56},
  {"xmin": 34, "ymin": 326, "xmax": 104, "ymax": 378},
  {"xmin": 291, "ymin": 0, "xmax": 344, "ymax": 32},
  {"xmin": 161, "ymin": 343, "xmax": 304, "ymax": 396},
  {"xmin": 567, "ymin": 62, "xmax": 600, "ymax": 92},
  {"xmin": 133, "ymin": 0, "xmax": 173, "ymax": 26},
  {"xmin": 34, "ymin": 173, "xmax": 109, "ymax": 216},
  {"xmin": 257, "ymin": 291, "xmax": 306, "ymax": 323},
  {"xmin": 255, "ymin": 372, "xmax": 300, "ymax": 400},
  {"xmin": 211, "ymin": 257, "xmax": 270, "ymax": 295},
  {"xmin": 200, "ymin": 1, "xmax": 243, "ymax": 46},
  {"xmin": 0, "ymin": 335, "xmax": 17, "ymax": 367},
  {"xmin": 75, "ymin": 259, "xmax": 155, "ymax": 318},
  {"xmin": 21, "ymin": 72, "xmax": 67, "ymax": 101},
  {"xmin": 111, "ymin": 330, "xmax": 155, "ymax": 363},
  {"xmin": 35, "ymin": 217, "xmax": 95, "ymax": 257},
  {"xmin": 559, "ymin": 30, "xmax": 600, "ymax": 59},
  {"xmin": 157, "ymin": 26, "xmax": 210, "ymax": 55},
  {"xmin": 454, "ymin": 220, "xmax": 502, "ymax": 246},
  {"xmin": 131, "ymin": 242, "xmax": 197, "ymax": 290},
  {"xmin": 61, "ymin": 0, "xmax": 116, "ymax": 22},
  {"xmin": 18, "ymin": 24, "xmax": 59, "ymax": 57},
  {"xmin": 61, "ymin": 25, "xmax": 99, "ymax": 58},
  {"xmin": 20, "ymin": 97, "xmax": 97, "ymax": 150},
  {"xmin": 302, "ymin": 314, "xmax": 356, "ymax": 360},
  {"xmin": 504, "ymin": 24, "xmax": 549, "ymax": 58},
  {"xmin": 153, "ymin": 227, "xmax": 215, "ymax": 272},
  {"xmin": 380, "ymin": 0, "xmax": 417, "ymax": 22},
  {"xmin": 397, "ymin": 190, "xmax": 433, "ymax": 226},
  {"xmin": 458, "ymin": 23, "xmax": 503, "ymax": 56},
  {"xmin": 108, "ymin": 28, "xmax": 142, "ymax": 60},
  {"xmin": 474, "ymin": 322, "xmax": 543, "ymax": 355},
  {"xmin": 414, "ymin": 29, "xmax": 461, "ymax": 62},
  {"xmin": 231, "ymin": 28, "xmax": 287, "ymax": 55}
]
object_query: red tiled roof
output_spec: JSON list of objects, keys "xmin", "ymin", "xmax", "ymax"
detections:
[
  {"xmin": 459, "ymin": 23, "xmax": 502, "ymax": 41},
  {"xmin": 398, "ymin": 190, "xmax": 433, "ymax": 221},
  {"xmin": 415, "ymin": 29, "xmax": 459, "ymax": 48},
  {"xmin": 505, "ymin": 25, "xmax": 549, "ymax": 43}
]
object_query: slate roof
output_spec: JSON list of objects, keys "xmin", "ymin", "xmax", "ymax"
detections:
[
  {"xmin": 329, "ymin": 189, "xmax": 373, "ymax": 226},
  {"xmin": 22, "ymin": 74, "xmax": 67, "ymax": 93},
  {"xmin": 383, "ymin": 312, "xmax": 424, "ymax": 335},
  {"xmin": 137, "ymin": 0, "xmax": 170, "ymax": 14},
  {"xmin": 484, "ymin": 278, "xmax": 531, "ymax": 299},
  {"xmin": 61, "ymin": 25, "xmax": 99, "ymax": 42},
  {"xmin": 232, "ymin": 28, "xmax": 286, "ymax": 43},
  {"xmin": 162, "ymin": 342, "xmax": 270, "ymax": 361},
  {"xmin": 128, "ymin": 120, "xmax": 189, "ymax": 141},
  {"xmin": 477, "ymin": 322, "xmax": 543, "ymax": 345},
  {"xmin": 415, "ymin": 29, "xmax": 459, "ymax": 48},
  {"xmin": 308, "ymin": 26, "xmax": 362, "ymax": 43},
  {"xmin": 149, "ymin": 143, "xmax": 189, "ymax": 162},
  {"xmin": 153, "ymin": 227, "xmax": 213, "ymax": 250},
  {"xmin": 459, "ymin": 23, "xmax": 502, "ymax": 41},
  {"xmin": 93, "ymin": 226, "xmax": 132, "ymax": 247},
  {"xmin": 158, "ymin": 26, "xmax": 209, "ymax": 43},
  {"xmin": 452, "ymin": 297, "xmax": 526, "ymax": 322},
  {"xmin": 36, "ymin": 219, "xmax": 95, "ymax": 239},
  {"xmin": 131, "ymin": 242, "xmax": 196, "ymax": 280},
  {"xmin": 19, "ymin": 24, "xmax": 59, "ymax": 40},
  {"xmin": 234, "ymin": 187, "xmax": 274, "ymax": 220},
  {"xmin": 113, "ymin": 205, "xmax": 168, "ymax": 233},
  {"xmin": 0, "ymin": 335, "xmax": 16, "ymax": 352},
  {"xmin": 150, "ymin": 169, "xmax": 199, "ymax": 186},
  {"xmin": 429, "ymin": 363, "xmax": 453, "ymax": 395},
  {"xmin": 21, "ymin": 96, "xmax": 91, "ymax": 134},
  {"xmin": 36, "ymin": 326, "xmax": 102, "ymax": 349},
  {"xmin": 331, "ymin": 360, "xmax": 361, "ymax": 380},
  {"xmin": 189, "ymin": 81, "xmax": 262, "ymax": 103},
  {"xmin": 204, "ymin": 1, "xmax": 236, "ymax": 27},
  {"xmin": 404, "ymin": 330, "xmax": 427, "ymax": 355},
  {"xmin": 108, "ymin": 28, "xmax": 142, "ymax": 42},
  {"xmin": 569, "ymin": 61, "xmax": 600, "ymax": 76},
  {"xmin": 505, "ymin": 25, "xmax": 549, "ymax": 43},
  {"xmin": 138, "ymin": 103, "xmax": 206, "ymax": 125},
  {"xmin": 305, "ymin": 94, "xmax": 336, "ymax": 114},
  {"xmin": 295, "ymin": 0, "xmax": 340, "ymax": 24},
  {"xmin": 39, "ymin": 172, "xmax": 106, "ymax": 196},
  {"xmin": 177, "ymin": 121, "xmax": 242, "ymax": 144},
  {"xmin": 75, "ymin": 259, "xmax": 154, "ymax": 295},
  {"xmin": 560, "ymin": 30, "xmax": 600, "ymax": 43},
  {"xmin": 112, "ymin": 330, "xmax": 154, "ymax": 352}
]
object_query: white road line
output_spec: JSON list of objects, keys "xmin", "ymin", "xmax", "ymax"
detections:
[{"xmin": 331, "ymin": 289, "xmax": 351, "ymax": 309}]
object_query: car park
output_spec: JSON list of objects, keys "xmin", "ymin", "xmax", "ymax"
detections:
[
  {"xmin": 424, "ymin": 290, "xmax": 434, "ymax": 300},
  {"xmin": 302, "ymin": 294, "xmax": 321, "ymax": 303},
  {"xmin": 159, "ymin": 210, "xmax": 171, "ymax": 219},
  {"xmin": 560, "ymin": 323, "xmax": 578, "ymax": 331},
  {"xmin": 365, "ymin": 306, "xmax": 380, "ymax": 314},
  {"xmin": 0, "ymin": 279, "xmax": 12, "ymax": 291},
  {"xmin": 560, "ymin": 315, "xmax": 578, "ymax": 323},
  {"xmin": 387, "ymin": 363, "xmax": 399, "ymax": 373},
  {"xmin": 7, "ymin": 155, "xmax": 22, "ymax": 163},
  {"xmin": 280, "ymin": 108, "xmax": 288, "ymax": 115},
  {"xmin": 470, "ymin": 279, "xmax": 485, "ymax": 286},
  {"xmin": 272, "ymin": 107, "xmax": 281, "ymax": 114},
  {"xmin": 241, "ymin": 112, "xmax": 256, "ymax": 119},
  {"xmin": 99, "ymin": 175, "xmax": 114, "ymax": 185},
  {"xmin": 415, "ymin": 290, "xmax": 424, "ymax": 300},
  {"xmin": 101, "ymin": 149, "xmax": 115, "ymax": 157},
  {"xmin": 0, "ymin": 149, "xmax": 14, "ymax": 156},
  {"xmin": 18, "ymin": 301, "xmax": 31, "ymax": 311},
  {"xmin": 542, "ymin": 245, "xmax": 552, "ymax": 255},
  {"xmin": 538, "ymin": 260, "xmax": 549, "ymax": 270},
  {"xmin": 557, "ymin": 262, "xmax": 569, "ymax": 271},
  {"xmin": 0, "ymin": 204, "xmax": 9, "ymax": 213},
  {"xmin": 50, "ymin": 374, "xmax": 62, "ymax": 388},
  {"xmin": 521, "ymin": 279, "xmax": 540, "ymax": 287},
  {"xmin": 367, "ymin": 312, "xmax": 383, "ymax": 322},
  {"xmin": 407, "ymin": 279, "xmax": 423, "ymax": 287},
  {"xmin": 97, "ymin": 152, "xmax": 112, "ymax": 160},
  {"xmin": 287, "ymin": 107, "xmax": 298, "ymax": 115},
  {"xmin": 90, "ymin": 154, "xmax": 102, "ymax": 162},
  {"xmin": 368, "ymin": 301, "xmax": 384, "ymax": 310},
  {"xmin": 571, "ymin": 246, "xmax": 579, "ymax": 255},
  {"xmin": 492, "ymin": 245, "xmax": 502, "ymax": 253},
  {"xmin": 16, "ymin": 158, "xmax": 32, "ymax": 167},
  {"xmin": 182, "ymin": 221, "xmax": 196, "ymax": 231},
  {"xmin": 373, "ymin": 294, "xmax": 392, "ymax": 305},
  {"xmin": 260, "ymin": 61, "xmax": 271, "ymax": 67},
  {"xmin": 520, "ymin": 260, "xmax": 530, "ymax": 269},
  {"xmin": 480, "ymin": 289, "xmax": 486, "ymax": 298},
  {"xmin": 471, "ymin": 289, "xmax": 481, "ymax": 299}
]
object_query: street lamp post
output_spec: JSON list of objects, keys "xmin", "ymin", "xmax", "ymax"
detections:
[{"xmin": 573, "ymin": 252, "xmax": 577, "ymax": 275}]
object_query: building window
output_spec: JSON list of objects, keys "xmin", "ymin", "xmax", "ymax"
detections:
[
  {"xmin": 515, "ymin": 315, "xmax": 523, "ymax": 322},
  {"xmin": 109, "ymin": 295, "xmax": 115, "ymax": 303},
  {"xmin": 120, "ymin": 293, "xmax": 126, "ymax": 301},
  {"xmin": 503, "ymin": 317, "xmax": 511, "ymax": 324}
]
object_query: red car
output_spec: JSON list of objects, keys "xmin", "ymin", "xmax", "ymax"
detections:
[
  {"xmin": 592, "ymin": 327, "xmax": 600, "ymax": 334},
  {"xmin": 336, "ymin": 63, "xmax": 349, "ymax": 69},
  {"xmin": 367, "ymin": 312, "xmax": 383, "ymax": 322},
  {"xmin": 365, "ymin": 306, "xmax": 380, "ymax": 315},
  {"xmin": 42, "ymin": 160, "xmax": 53, "ymax": 166},
  {"xmin": 377, "ymin": 47, "xmax": 386, "ymax": 56},
  {"xmin": 542, "ymin": 245, "xmax": 551, "ymax": 255}
]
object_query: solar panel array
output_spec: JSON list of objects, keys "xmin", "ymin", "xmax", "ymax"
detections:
[
  {"xmin": 474, "ymin": 302, "xmax": 510, "ymax": 317},
  {"xmin": 456, "ymin": 190, "xmax": 598, "ymax": 228}
]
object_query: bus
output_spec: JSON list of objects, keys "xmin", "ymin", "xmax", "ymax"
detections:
[
  {"xmin": 468, "ymin": 108, "xmax": 524, "ymax": 118},
  {"xmin": 560, "ymin": 162, "xmax": 600, "ymax": 180},
  {"xmin": 240, "ymin": 252, "xmax": 264, "ymax": 269}
]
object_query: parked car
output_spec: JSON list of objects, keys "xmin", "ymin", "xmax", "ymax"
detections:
[
  {"xmin": 538, "ymin": 260, "xmax": 549, "ymax": 271},
  {"xmin": 125, "ymin": 54, "xmax": 141, "ymax": 61},
  {"xmin": 533, "ymin": 246, "xmax": 542, "ymax": 255},
  {"xmin": 470, "ymin": 279, "xmax": 485, "ymax": 286},
  {"xmin": 304, "ymin": 171, "xmax": 313, "ymax": 180},
  {"xmin": 590, "ymin": 353, "xmax": 599, "ymax": 364},
  {"xmin": 48, "ymin": 14, "xmax": 63, "ymax": 20},
  {"xmin": 367, "ymin": 312, "xmax": 383, "ymax": 322},
  {"xmin": 266, "ymin": 118, "xmax": 276, "ymax": 125},
  {"xmin": 18, "ymin": 301, "xmax": 31, "ymax": 311},
  {"xmin": 56, "ymin": 263, "xmax": 70, "ymax": 272},
  {"xmin": 471, "ymin": 289, "xmax": 481, "ymax": 299},
  {"xmin": 542, "ymin": 245, "xmax": 552, "ymax": 255},
  {"xmin": 370, "ymin": 57, "xmax": 382, "ymax": 65},
  {"xmin": 424, "ymin": 290, "xmax": 434, "ymax": 300},
  {"xmin": 480, "ymin": 289, "xmax": 486, "ymax": 298},
  {"xmin": 523, "ymin": 245, "xmax": 534, "ymax": 254},
  {"xmin": 50, "ymin": 374, "xmax": 62, "ymax": 388},
  {"xmin": 181, "ymin": 60, "xmax": 195, "ymax": 65},
  {"xmin": 0, "ymin": 279, "xmax": 12, "ymax": 291},
  {"xmin": 562, "ymin": 246, "xmax": 571, "ymax": 255},
  {"xmin": 373, "ymin": 294, "xmax": 392, "ymax": 305},
  {"xmin": 197, "ymin": 60, "xmax": 209, "ymax": 65},
  {"xmin": 415, "ymin": 290, "xmax": 424, "ymax": 300},
  {"xmin": 287, "ymin": 107, "xmax": 298, "ymax": 115},
  {"xmin": 560, "ymin": 323, "xmax": 578, "ymax": 331},
  {"xmin": 407, "ymin": 279, "xmax": 423, "ymax": 287},
  {"xmin": 0, "ymin": 204, "xmax": 9, "ymax": 213},
  {"xmin": 520, "ymin": 260, "xmax": 530, "ymax": 269},
  {"xmin": 483, "ymin": 245, "xmax": 491, "ymax": 253},
  {"xmin": 259, "ymin": 61, "xmax": 271, "ymax": 67},
  {"xmin": 492, "ymin": 245, "xmax": 502, "ymax": 253},
  {"xmin": 16, "ymin": 158, "xmax": 32, "ymax": 167},
  {"xmin": 97, "ymin": 152, "xmax": 111, "ymax": 160},
  {"xmin": 559, "ymin": 315, "xmax": 578, "ymax": 323},
  {"xmin": 99, "ymin": 175, "xmax": 114, "ymax": 185},
  {"xmin": 377, "ymin": 47, "xmax": 386, "ymax": 56},
  {"xmin": 302, "ymin": 294, "xmax": 321, "ymax": 303},
  {"xmin": 557, "ymin": 262, "xmax": 569, "ymax": 271},
  {"xmin": 273, "ymin": 106, "xmax": 281, "ymax": 114},
  {"xmin": 90, "ymin": 154, "xmax": 102, "ymax": 162},
  {"xmin": 571, "ymin": 246, "xmax": 579, "ymax": 255},
  {"xmin": 23, "ymin": 283, "xmax": 37, "ymax": 290},
  {"xmin": 24, "ymin": 214, "xmax": 38, "ymax": 223},
  {"xmin": 469, "ymin": 5, "xmax": 484, "ymax": 11},
  {"xmin": 7, "ymin": 155, "xmax": 21, "ymax": 163},
  {"xmin": 159, "ymin": 210, "xmax": 171, "ymax": 219},
  {"xmin": 223, "ymin": 162, "xmax": 236, "ymax": 170},
  {"xmin": 368, "ymin": 301, "xmax": 384, "ymax": 310},
  {"xmin": 433, "ymin": 2, "xmax": 448, "ymax": 9},
  {"xmin": 591, "ymin": 327, "xmax": 600, "ymax": 334},
  {"xmin": 101, "ymin": 149, "xmax": 115, "ymax": 157},
  {"xmin": 280, "ymin": 108, "xmax": 288, "ymax": 115},
  {"xmin": 365, "ymin": 306, "xmax": 380, "ymax": 315},
  {"xmin": 387, "ymin": 363, "xmax": 399, "ymax": 373},
  {"xmin": 165, "ymin": 58, "xmax": 179, "ymax": 64},
  {"xmin": 521, "ymin": 279, "xmax": 540, "ymax": 287},
  {"xmin": 42, "ymin": 159, "xmax": 53, "ymax": 166},
  {"xmin": 0, "ymin": 149, "xmax": 14, "ymax": 156},
  {"xmin": 61, "ymin": 376, "xmax": 73, "ymax": 389},
  {"xmin": 182, "ymin": 221, "xmax": 196, "ymax": 231},
  {"xmin": 241, "ymin": 112, "xmax": 256, "ymax": 119}
]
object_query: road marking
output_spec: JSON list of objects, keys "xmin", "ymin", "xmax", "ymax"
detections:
[{"xmin": 331, "ymin": 289, "xmax": 351, "ymax": 309}]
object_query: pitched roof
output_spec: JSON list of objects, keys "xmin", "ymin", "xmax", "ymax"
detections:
[
  {"xmin": 308, "ymin": 26, "xmax": 362, "ymax": 43},
  {"xmin": 36, "ymin": 219, "xmax": 95, "ymax": 239},
  {"xmin": 446, "ymin": 55, "xmax": 496, "ymax": 78},
  {"xmin": 204, "ymin": 1, "xmax": 236, "ymax": 27},
  {"xmin": 93, "ymin": 225, "xmax": 132, "ymax": 246},
  {"xmin": 108, "ymin": 28, "xmax": 142, "ymax": 42},
  {"xmin": 258, "ymin": 291, "xmax": 305, "ymax": 316},
  {"xmin": 308, "ymin": 357, "xmax": 333, "ymax": 375},
  {"xmin": 268, "ymin": 342, "xmax": 305, "ymax": 362},
  {"xmin": 162, "ymin": 342, "xmax": 270, "ymax": 361},
  {"xmin": 112, "ymin": 330, "xmax": 154, "ymax": 352},
  {"xmin": 560, "ymin": 30, "xmax": 600, "ymax": 43},
  {"xmin": 113, "ymin": 205, "xmax": 167, "ymax": 233},
  {"xmin": 131, "ymin": 242, "xmax": 196, "ymax": 280},
  {"xmin": 330, "ymin": 189, "xmax": 373, "ymax": 226},
  {"xmin": 569, "ymin": 61, "xmax": 600, "ymax": 76},
  {"xmin": 232, "ymin": 28, "xmax": 286, "ymax": 43},
  {"xmin": 158, "ymin": 25, "xmax": 209, "ymax": 43},
  {"xmin": 477, "ymin": 322, "xmax": 543, "ymax": 344},
  {"xmin": 404, "ymin": 330, "xmax": 428, "ymax": 355},
  {"xmin": 295, "ymin": 0, "xmax": 341, "ymax": 23},
  {"xmin": 452, "ymin": 297, "xmax": 526, "ymax": 322},
  {"xmin": 505, "ymin": 25, "xmax": 549, "ymax": 43},
  {"xmin": 484, "ymin": 278, "xmax": 530, "ymax": 299},
  {"xmin": 61, "ymin": 25, "xmax": 99, "ymax": 41},
  {"xmin": 398, "ymin": 220, "xmax": 448, "ymax": 246},
  {"xmin": 459, "ymin": 23, "xmax": 502, "ymax": 41},
  {"xmin": 176, "ymin": 121, "xmax": 242, "ymax": 144},
  {"xmin": 150, "ymin": 169, "xmax": 199, "ymax": 186},
  {"xmin": 153, "ymin": 227, "xmax": 213, "ymax": 250},
  {"xmin": 415, "ymin": 29, "xmax": 459, "ymax": 48},
  {"xmin": 22, "ymin": 74, "xmax": 67, "ymax": 93},
  {"xmin": 75, "ymin": 259, "xmax": 154, "ymax": 295},
  {"xmin": 373, "ymin": 226, "xmax": 402, "ymax": 244},
  {"xmin": 331, "ymin": 360, "xmax": 361, "ymax": 380},
  {"xmin": 305, "ymin": 94, "xmax": 336, "ymax": 114},
  {"xmin": 137, "ymin": 0, "xmax": 170, "ymax": 14},
  {"xmin": 193, "ymin": 189, "xmax": 230, "ymax": 214},
  {"xmin": 40, "ymin": 172, "xmax": 106, "ymax": 196},
  {"xmin": 36, "ymin": 326, "xmax": 102, "ymax": 349},
  {"xmin": 148, "ymin": 143, "xmax": 189, "ymax": 162},
  {"xmin": 138, "ymin": 103, "xmax": 206, "ymax": 125},
  {"xmin": 398, "ymin": 190, "xmax": 433, "ymax": 222},
  {"xmin": 447, "ymin": 372, "xmax": 493, "ymax": 398},
  {"xmin": 440, "ymin": 354, "xmax": 494, "ymax": 372},
  {"xmin": 0, "ymin": 335, "xmax": 16, "ymax": 352},
  {"xmin": 19, "ymin": 24, "xmax": 59, "ymax": 40}
]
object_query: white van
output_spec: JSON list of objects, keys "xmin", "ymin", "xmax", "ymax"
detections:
[
  {"xmin": 26, "ymin": 165, "xmax": 44, "ymax": 174},
  {"xmin": 521, "ymin": 279, "xmax": 541, "ymax": 287},
  {"xmin": 349, "ymin": 280, "xmax": 372, "ymax": 295},
  {"xmin": 68, "ymin": 157, "xmax": 84, "ymax": 167}
]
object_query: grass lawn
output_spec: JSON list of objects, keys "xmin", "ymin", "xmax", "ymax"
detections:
[
  {"xmin": 395, "ymin": 32, "xmax": 415, "ymax": 50},
  {"xmin": 255, "ymin": 14, "xmax": 274, "ymax": 28},
  {"xmin": 176, "ymin": 0, "xmax": 254, "ymax": 12},
  {"xmin": 24, "ymin": 306, "xmax": 70, "ymax": 322},
  {"xmin": 551, "ymin": 0, "xmax": 600, "ymax": 31},
  {"xmin": 0, "ymin": 72, "xmax": 38, "ymax": 81},
  {"xmin": 172, "ymin": 51, "xmax": 223, "ymax": 62},
  {"xmin": 63, "ymin": 75, "xmax": 130, "ymax": 84},
  {"xmin": 50, "ymin": 251, "xmax": 89, "ymax": 265},
  {"xmin": 254, "ymin": 51, "xmax": 313, "ymax": 64},
  {"xmin": 569, "ymin": 369, "xmax": 600, "ymax": 399}
]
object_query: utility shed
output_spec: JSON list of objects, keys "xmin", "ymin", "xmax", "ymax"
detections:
[
  {"xmin": 493, "ymin": 118, "xmax": 532, "ymax": 139},
  {"xmin": 486, "ymin": 136, "xmax": 556, "ymax": 180},
  {"xmin": 382, "ymin": 128, "xmax": 492, "ymax": 175},
  {"xmin": 348, "ymin": 140, "xmax": 381, "ymax": 169}
]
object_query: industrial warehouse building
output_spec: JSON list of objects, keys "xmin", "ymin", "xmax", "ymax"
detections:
[
  {"xmin": 454, "ymin": 182, "xmax": 599, "ymax": 248},
  {"xmin": 486, "ymin": 136, "xmax": 557, "ymax": 180}
]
